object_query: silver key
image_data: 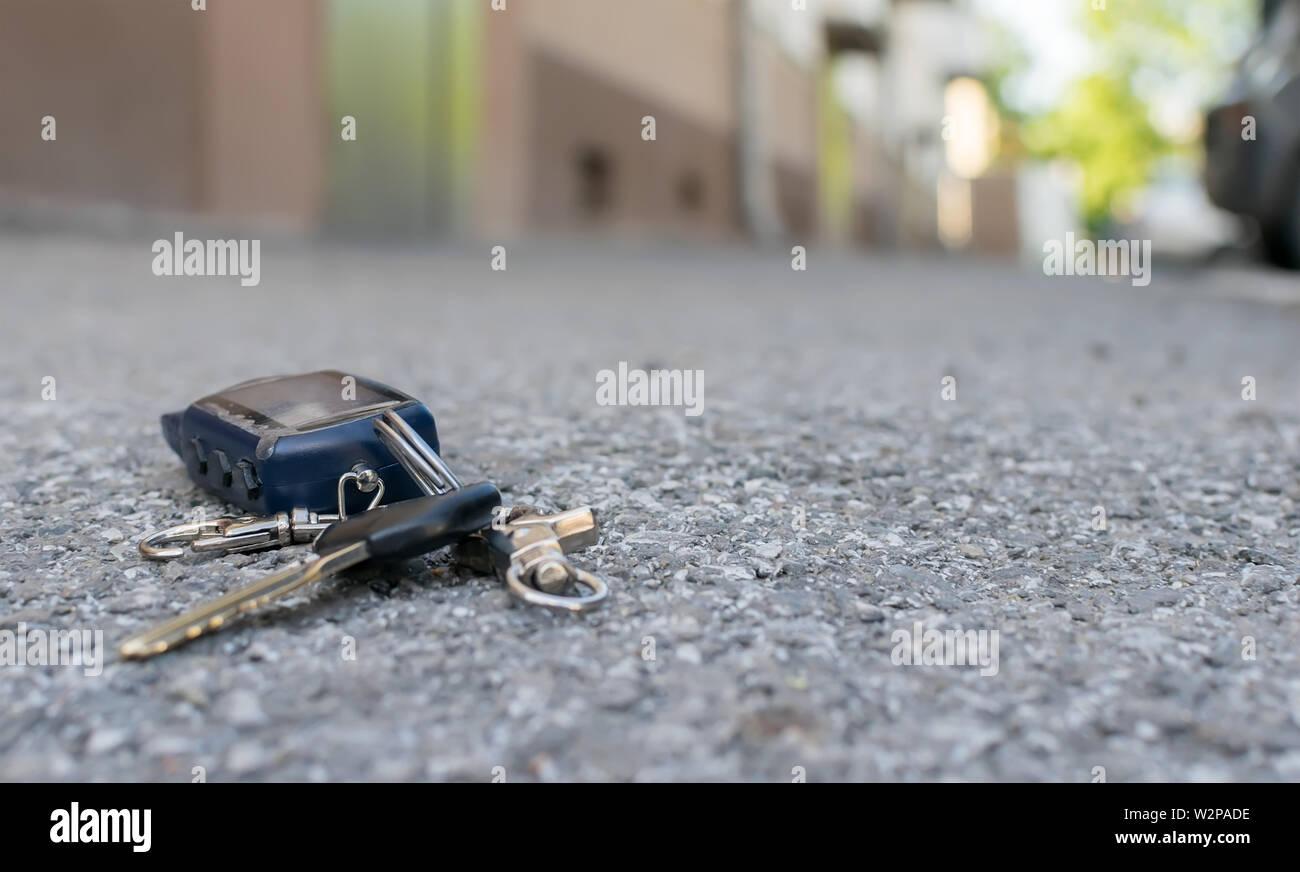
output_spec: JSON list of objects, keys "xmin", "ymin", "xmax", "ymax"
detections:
[{"xmin": 120, "ymin": 483, "xmax": 502, "ymax": 660}]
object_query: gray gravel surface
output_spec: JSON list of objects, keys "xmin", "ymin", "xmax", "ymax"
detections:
[{"xmin": 2, "ymin": 233, "xmax": 1299, "ymax": 781}]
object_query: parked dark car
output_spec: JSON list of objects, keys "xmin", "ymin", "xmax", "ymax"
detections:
[{"xmin": 1205, "ymin": 0, "xmax": 1300, "ymax": 267}]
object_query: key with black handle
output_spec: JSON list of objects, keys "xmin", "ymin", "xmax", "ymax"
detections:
[{"xmin": 120, "ymin": 482, "xmax": 501, "ymax": 660}]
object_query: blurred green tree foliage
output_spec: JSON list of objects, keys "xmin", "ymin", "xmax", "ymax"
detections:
[
  {"xmin": 997, "ymin": 0, "xmax": 1257, "ymax": 234},
  {"xmin": 1022, "ymin": 74, "xmax": 1169, "ymax": 234}
]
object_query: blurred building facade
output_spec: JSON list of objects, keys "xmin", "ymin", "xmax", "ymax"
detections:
[
  {"xmin": 0, "ymin": 0, "xmax": 325, "ymax": 229},
  {"xmin": 0, "ymin": 0, "xmax": 1008, "ymax": 250}
]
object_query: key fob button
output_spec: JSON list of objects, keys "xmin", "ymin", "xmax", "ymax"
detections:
[
  {"xmin": 210, "ymin": 449, "xmax": 233, "ymax": 488},
  {"xmin": 189, "ymin": 437, "xmax": 209, "ymax": 475},
  {"xmin": 236, "ymin": 460, "xmax": 262, "ymax": 500}
]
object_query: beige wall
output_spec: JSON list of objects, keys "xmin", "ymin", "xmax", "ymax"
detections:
[
  {"xmin": 0, "ymin": 0, "xmax": 204, "ymax": 210},
  {"xmin": 1, "ymin": 0, "xmax": 833, "ymax": 240},
  {"xmin": 477, "ymin": 6, "xmax": 533, "ymax": 237},
  {"xmin": 525, "ymin": 50, "xmax": 738, "ymax": 236},
  {"xmin": 201, "ymin": 0, "xmax": 325, "ymax": 228},
  {"xmin": 0, "ymin": 0, "xmax": 324, "ymax": 228},
  {"xmin": 759, "ymin": 30, "xmax": 821, "ymax": 238},
  {"xmin": 480, "ymin": 0, "xmax": 822, "ymax": 238},
  {"xmin": 758, "ymin": 36, "xmax": 818, "ymax": 172},
  {"xmin": 970, "ymin": 173, "xmax": 1019, "ymax": 255},
  {"xmin": 518, "ymin": 0, "xmax": 737, "ymax": 136}
]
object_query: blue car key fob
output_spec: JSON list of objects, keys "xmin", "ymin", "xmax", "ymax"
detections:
[{"xmin": 160, "ymin": 370, "xmax": 441, "ymax": 515}]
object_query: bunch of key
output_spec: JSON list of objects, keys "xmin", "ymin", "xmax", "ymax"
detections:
[{"xmin": 123, "ymin": 373, "xmax": 607, "ymax": 660}]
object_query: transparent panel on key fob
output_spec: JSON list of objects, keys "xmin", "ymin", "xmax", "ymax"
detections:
[{"xmin": 196, "ymin": 371, "xmax": 409, "ymax": 433}]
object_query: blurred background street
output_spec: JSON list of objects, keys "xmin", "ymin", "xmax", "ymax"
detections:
[
  {"xmin": 1, "ymin": 0, "xmax": 1292, "ymax": 263},
  {"xmin": 1, "ymin": 0, "xmax": 1299, "ymax": 781}
]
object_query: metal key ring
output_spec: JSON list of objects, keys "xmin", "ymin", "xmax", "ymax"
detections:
[
  {"xmin": 139, "ymin": 465, "xmax": 385, "ymax": 560},
  {"xmin": 336, "ymin": 465, "xmax": 385, "ymax": 521},
  {"xmin": 504, "ymin": 565, "xmax": 608, "ymax": 612}
]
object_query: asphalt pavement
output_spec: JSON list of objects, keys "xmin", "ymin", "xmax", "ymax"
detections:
[{"xmin": 1, "ymin": 232, "xmax": 1298, "ymax": 781}]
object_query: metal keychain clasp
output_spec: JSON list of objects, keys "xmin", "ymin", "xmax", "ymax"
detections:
[
  {"xmin": 374, "ymin": 409, "xmax": 609, "ymax": 612},
  {"xmin": 139, "ymin": 464, "xmax": 385, "ymax": 559},
  {"xmin": 454, "ymin": 505, "xmax": 608, "ymax": 612}
]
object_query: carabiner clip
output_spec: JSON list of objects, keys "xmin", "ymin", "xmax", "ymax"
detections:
[
  {"xmin": 139, "ymin": 465, "xmax": 385, "ymax": 560},
  {"xmin": 138, "ymin": 518, "xmax": 235, "ymax": 560}
]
